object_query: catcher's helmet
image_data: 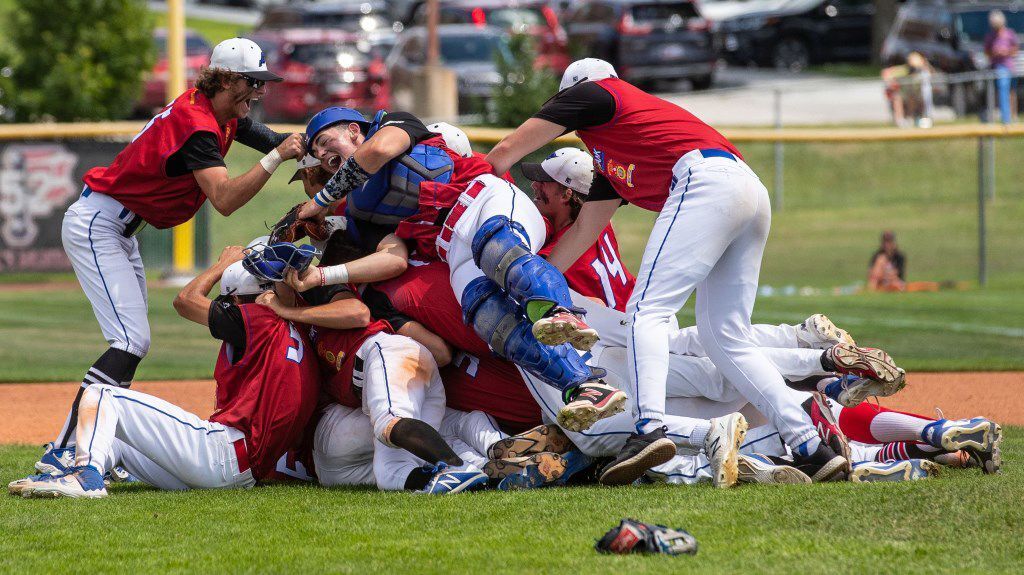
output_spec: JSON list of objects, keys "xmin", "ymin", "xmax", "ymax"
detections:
[
  {"xmin": 305, "ymin": 107, "xmax": 369, "ymax": 146},
  {"xmin": 242, "ymin": 242, "xmax": 321, "ymax": 282}
]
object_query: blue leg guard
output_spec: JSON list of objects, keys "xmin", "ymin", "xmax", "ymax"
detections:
[
  {"xmin": 471, "ymin": 216, "xmax": 577, "ymax": 314},
  {"xmin": 461, "ymin": 277, "xmax": 599, "ymax": 392}
]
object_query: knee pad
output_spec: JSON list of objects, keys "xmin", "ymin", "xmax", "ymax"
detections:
[
  {"xmin": 471, "ymin": 216, "xmax": 574, "ymax": 310},
  {"xmin": 461, "ymin": 277, "xmax": 593, "ymax": 392},
  {"xmin": 91, "ymin": 348, "xmax": 143, "ymax": 387}
]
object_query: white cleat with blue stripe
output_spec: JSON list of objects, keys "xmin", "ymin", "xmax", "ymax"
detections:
[
  {"xmin": 420, "ymin": 463, "xmax": 489, "ymax": 495},
  {"xmin": 13, "ymin": 466, "xmax": 108, "ymax": 499}
]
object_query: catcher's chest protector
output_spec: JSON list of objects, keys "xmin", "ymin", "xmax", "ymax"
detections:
[{"xmin": 347, "ymin": 142, "xmax": 454, "ymax": 227}]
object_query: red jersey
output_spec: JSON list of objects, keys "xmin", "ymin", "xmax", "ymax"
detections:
[
  {"xmin": 577, "ymin": 78, "xmax": 740, "ymax": 212},
  {"xmin": 312, "ymin": 320, "xmax": 393, "ymax": 408},
  {"xmin": 395, "ymin": 151, "xmax": 513, "ymax": 260},
  {"xmin": 371, "ymin": 261, "xmax": 540, "ymax": 428},
  {"xmin": 540, "ymin": 221, "xmax": 636, "ymax": 312},
  {"xmin": 211, "ymin": 304, "xmax": 320, "ymax": 480},
  {"xmin": 83, "ymin": 89, "xmax": 237, "ymax": 228}
]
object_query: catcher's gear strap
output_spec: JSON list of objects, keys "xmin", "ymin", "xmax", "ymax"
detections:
[
  {"xmin": 595, "ymin": 519, "xmax": 698, "ymax": 556},
  {"xmin": 316, "ymin": 156, "xmax": 371, "ymax": 206},
  {"xmin": 460, "ymin": 277, "xmax": 592, "ymax": 392}
]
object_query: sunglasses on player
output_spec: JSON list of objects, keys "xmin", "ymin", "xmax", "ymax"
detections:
[{"xmin": 239, "ymin": 74, "xmax": 266, "ymax": 89}]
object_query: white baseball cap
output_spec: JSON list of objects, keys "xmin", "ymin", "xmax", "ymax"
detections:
[
  {"xmin": 210, "ymin": 38, "xmax": 282, "ymax": 82},
  {"xmin": 220, "ymin": 260, "xmax": 272, "ymax": 296},
  {"xmin": 558, "ymin": 58, "xmax": 618, "ymax": 92},
  {"xmin": 427, "ymin": 122, "xmax": 473, "ymax": 158},
  {"xmin": 521, "ymin": 147, "xmax": 594, "ymax": 195}
]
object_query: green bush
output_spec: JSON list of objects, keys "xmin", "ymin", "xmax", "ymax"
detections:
[
  {"xmin": 0, "ymin": 0, "xmax": 155, "ymax": 122},
  {"xmin": 490, "ymin": 34, "xmax": 559, "ymax": 127}
]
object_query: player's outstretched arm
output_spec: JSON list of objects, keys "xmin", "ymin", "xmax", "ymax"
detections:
[
  {"xmin": 173, "ymin": 245, "xmax": 246, "ymax": 326},
  {"xmin": 396, "ymin": 321, "xmax": 454, "ymax": 367},
  {"xmin": 287, "ymin": 233, "xmax": 409, "ymax": 291},
  {"xmin": 486, "ymin": 118, "xmax": 567, "ymax": 176},
  {"xmin": 194, "ymin": 133, "xmax": 305, "ymax": 216},
  {"xmin": 545, "ymin": 199, "xmax": 619, "ymax": 272},
  {"xmin": 260, "ymin": 289, "xmax": 372, "ymax": 330}
]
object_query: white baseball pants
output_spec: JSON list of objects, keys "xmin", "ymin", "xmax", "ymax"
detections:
[
  {"xmin": 440, "ymin": 173, "xmax": 547, "ymax": 303},
  {"xmin": 625, "ymin": 151, "xmax": 816, "ymax": 448},
  {"xmin": 61, "ymin": 190, "xmax": 150, "ymax": 358},
  {"xmin": 75, "ymin": 384, "xmax": 254, "ymax": 490},
  {"xmin": 646, "ymin": 423, "xmax": 790, "ymax": 485}
]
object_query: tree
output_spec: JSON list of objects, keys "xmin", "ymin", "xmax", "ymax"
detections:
[
  {"xmin": 0, "ymin": 0, "xmax": 155, "ymax": 122},
  {"xmin": 490, "ymin": 34, "xmax": 559, "ymax": 127}
]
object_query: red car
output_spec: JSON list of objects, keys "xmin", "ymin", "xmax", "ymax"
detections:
[
  {"xmin": 136, "ymin": 29, "xmax": 211, "ymax": 116},
  {"xmin": 409, "ymin": 0, "xmax": 570, "ymax": 72},
  {"xmin": 250, "ymin": 29, "xmax": 392, "ymax": 122}
]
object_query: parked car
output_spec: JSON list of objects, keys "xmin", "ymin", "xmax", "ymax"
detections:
[
  {"xmin": 250, "ymin": 28, "xmax": 392, "ymax": 121},
  {"xmin": 716, "ymin": 0, "xmax": 875, "ymax": 72},
  {"xmin": 881, "ymin": 1, "xmax": 1024, "ymax": 116},
  {"xmin": 561, "ymin": 0, "xmax": 716, "ymax": 89},
  {"xmin": 258, "ymin": 1, "xmax": 400, "ymax": 33},
  {"xmin": 407, "ymin": 0, "xmax": 570, "ymax": 72},
  {"xmin": 387, "ymin": 24, "xmax": 513, "ymax": 113},
  {"xmin": 136, "ymin": 29, "xmax": 211, "ymax": 116}
]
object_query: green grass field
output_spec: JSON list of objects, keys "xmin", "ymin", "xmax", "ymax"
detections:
[{"xmin": 1, "ymin": 434, "xmax": 1022, "ymax": 573}]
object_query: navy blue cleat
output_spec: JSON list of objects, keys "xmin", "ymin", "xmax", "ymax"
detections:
[
  {"xmin": 921, "ymin": 417, "xmax": 1002, "ymax": 474},
  {"xmin": 851, "ymin": 459, "xmax": 940, "ymax": 483},
  {"xmin": 420, "ymin": 463, "xmax": 489, "ymax": 495},
  {"xmin": 35, "ymin": 442, "xmax": 75, "ymax": 475}
]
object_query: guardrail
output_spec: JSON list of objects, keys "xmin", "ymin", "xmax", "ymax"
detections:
[{"xmin": 1, "ymin": 121, "xmax": 1013, "ymax": 285}]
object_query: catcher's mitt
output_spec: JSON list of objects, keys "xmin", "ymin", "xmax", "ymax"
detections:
[
  {"xmin": 269, "ymin": 203, "xmax": 331, "ymax": 244},
  {"xmin": 595, "ymin": 519, "xmax": 698, "ymax": 556}
]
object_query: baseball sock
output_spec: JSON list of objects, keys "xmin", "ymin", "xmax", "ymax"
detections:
[
  {"xmin": 390, "ymin": 418, "xmax": 464, "ymax": 467},
  {"xmin": 55, "ymin": 348, "xmax": 141, "ymax": 448},
  {"xmin": 875, "ymin": 441, "xmax": 942, "ymax": 462},
  {"xmin": 836, "ymin": 403, "xmax": 935, "ymax": 444},
  {"xmin": 794, "ymin": 436, "xmax": 822, "ymax": 457}
]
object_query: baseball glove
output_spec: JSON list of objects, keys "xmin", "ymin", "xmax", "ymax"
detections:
[
  {"xmin": 269, "ymin": 203, "xmax": 331, "ymax": 244},
  {"xmin": 595, "ymin": 519, "xmax": 698, "ymax": 556}
]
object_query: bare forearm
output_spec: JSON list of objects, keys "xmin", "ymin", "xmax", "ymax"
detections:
[
  {"xmin": 173, "ymin": 260, "xmax": 232, "ymax": 323},
  {"xmin": 209, "ymin": 164, "xmax": 273, "ymax": 216},
  {"xmin": 486, "ymin": 118, "xmax": 566, "ymax": 175},
  {"xmin": 274, "ymin": 299, "xmax": 371, "ymax": 329}
]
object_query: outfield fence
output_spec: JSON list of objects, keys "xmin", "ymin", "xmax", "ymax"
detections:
[{"xmin": 0, "ymin": 122, "xmax": 1020, "ymax": 287}]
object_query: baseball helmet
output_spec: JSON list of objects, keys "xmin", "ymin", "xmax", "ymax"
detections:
[
  {"xmin": 220, "ymin": 261, "xmax": 272, "ymax": 297},
  {"xmin": 427, "ymin": 122, "xmax": 473, "ymax": 158},
  {"xmin": 242, "ymin": 241, "xmax": 321, "ymax": 282},
  {"xmin": 305, "ymin": 107, "xmax": 368, "ymax": 146}
]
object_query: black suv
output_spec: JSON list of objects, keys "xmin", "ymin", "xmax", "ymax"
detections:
[
  {"xmin": 562, "ymin": 0, "xmax": 717, "ymax": 89},
  {"xmin": 716, "ymin": 0, "xmax": 875, "ymax": 71},
  {"xmin": 881, "ymin": 1, "xmax": 1024, "ymax": 115}
]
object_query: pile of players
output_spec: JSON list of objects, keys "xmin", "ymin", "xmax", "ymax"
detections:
[{"xmin": 8, "ymin": 41, "xmax": 1002, "ymax": 499}]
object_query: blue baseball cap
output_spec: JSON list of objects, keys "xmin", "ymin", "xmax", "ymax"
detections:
[{"xmin": 305, "ymin": 107, "xmax": 368, "ymax": 146}]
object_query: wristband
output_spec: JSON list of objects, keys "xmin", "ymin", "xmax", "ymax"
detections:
[
  {"xmin": 321, "ymin": 264, "xmax": 349, "ymax": 286},
  {"xmin": 259, "ymin": 148, "xmax": 283, "ymax": 174}
]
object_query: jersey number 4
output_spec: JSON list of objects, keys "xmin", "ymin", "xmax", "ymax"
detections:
[{"xmin": 590, "ymin": 232, "xmax": 627, "ymax": 308}]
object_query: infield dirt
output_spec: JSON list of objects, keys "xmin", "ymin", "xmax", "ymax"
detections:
[{"xmin": 0, "ymin": 373, "xmax": 1021, "ymax": 444}]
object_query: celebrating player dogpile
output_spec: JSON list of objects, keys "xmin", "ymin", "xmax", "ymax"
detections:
[{"xmin": 9, "ymin": 40, "xmax": 1003, "ymax": 500}]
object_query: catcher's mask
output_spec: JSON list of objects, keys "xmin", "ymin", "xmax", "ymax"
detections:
[{"xmin": 242, "ymin": 242, "xmax": 321, "ymax": 282}]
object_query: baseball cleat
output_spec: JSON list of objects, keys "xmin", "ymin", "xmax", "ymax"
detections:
[
  {"xmin": 736, "ymin": 454, "xmax": 812, "ymax": 485},
  {"xmin": 826, "ymin": 343, "xmax": 905, "ymax": 387},
  {"xmin": 558, "ymin": 382, "xmax": 627, "ymax": 432},
  {"xmin": 17, "ymin": 466, "xmax": 108, "ymax": 499},
  {"xmin": 532, "ymin": 308, "xmax": 599, "ymax": 351},
  {"xmin": 921, "ymin": 417, "xmax": 1002, "ymax": 474},
  {"xmin": 796, "ymin": 314, "xmax": 856, "ymax": 349},
  {"xmin": 35, "ymin": 442, "xmax": 76, "ymax": 475},
  {"xmin": 703, "ymin": 413, "xmax": 747, "ymax": 489},
  {"xmin": 419, "ymin": 463, "xmax": 489, "ymax": 495},
  {"xmin": 793, "ymin": 443, "xmax": 849, "ymax": 482},
  {"xmin": 599, "ymin": 427, "xmax": 677, "ymax": 486},
  {"xmin": 803, "ymin": 393, "xmax": 852, "ymax": 471},
  {"xmin": 106, "ymin": 465, "xmax": 138, "ymax": 484},
  {"xmin": 9, "ymin": 472, "xmax": 62, "ymax": 497},
  {"xmin": 823, "ymin": 374, "xmax": 904, "ymax": 408},
  {"xmin": 850, "ymin": 459, "xmax": 940, "ymax": 483},
  {"xmin": 487, "ymin": 424, "xmax": 573, "ymax": 460},
  {"xmin": 484, "ymin": 452, "xmax": 567, "ymax": 481}
]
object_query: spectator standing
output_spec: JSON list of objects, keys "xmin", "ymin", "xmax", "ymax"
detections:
[
  {"xmin": 867, "ymin": 231, "xmax": 906, "ymax": 292},
  {"xmin": 881, "ymin": 52, "xmax": 934, "ymax": 128},
  {"xmin": 984, "ymin": 10, "xmax": 1019, "ymax": 124}
]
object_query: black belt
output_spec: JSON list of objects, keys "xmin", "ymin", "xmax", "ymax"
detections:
[{"xmin": 82, "ymin": 187, "xmax": 147, "ymax": 238}]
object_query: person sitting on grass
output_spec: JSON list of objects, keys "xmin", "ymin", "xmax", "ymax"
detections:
[
  {"xmin": 8, "ymin": 246, "xmax": 321, "ymax": 498},
  {"xmin": 867, "ymin": 230, "xmax": 906, "ymax": 292}
]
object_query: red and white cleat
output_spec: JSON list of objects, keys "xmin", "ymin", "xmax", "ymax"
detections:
[
  {"xmin": 826, "ymin": 342, "xmax": 905, "ymax": 387},
  {"xmin": 532, "ymin": 308, "xmax": 599, "ymax": 351},
  {"xmin": 558, "ymin": 382, "xmax": 627, "ymax": 432}
]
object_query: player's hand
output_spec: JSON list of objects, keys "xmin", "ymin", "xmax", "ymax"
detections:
[
  {"xmin": 255, "ymin": 290, "xmax": 281, "ymax": 311},
  {"xmin": 275, "ymin": 133, "xmax": 306, "ymax": 161},
  {"xmin": 285, "ymin": 267, "xmax": 322, "ymax": 293},
  {"xmin": 297, "ymin": 199, "xmax": 329, "ymax": 220},
  {"xmin": 217, "ymin": 245, "xmax": 246, "ymax": 266}
]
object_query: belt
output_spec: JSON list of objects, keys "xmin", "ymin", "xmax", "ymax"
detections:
[
  {"xmin": 232, "ymin": 437, "xmax": 251, "ymax": 475},
  {"xmin": 436, "ymin": 179, "xmax": 487, "ymax": 262},
  {"xmin": 82, "ymin": 186, "xmax": 148, "ymax": 238}
]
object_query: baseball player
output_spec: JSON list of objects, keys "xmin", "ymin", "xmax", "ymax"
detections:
[
  {"xmin": 522, "ymin": 147, "xmax": 636, "ymax": 312},
  {"xmin": 486, "ymin": 57, "xmax": 862, "ymax": 484},
  {"xmin": 10, "ymin": 246, "xmax": 321, "ymax": 498},
  {"xmin": 287, "ymin": 108, "xmax": 626, "ymax": 433},
  {"xmin": 42, "ymin": 38, "xmax": 306, "ymax": 473}
]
